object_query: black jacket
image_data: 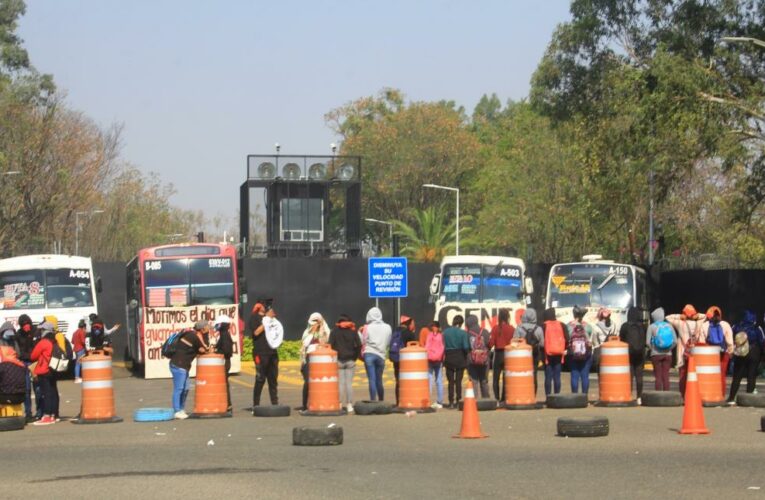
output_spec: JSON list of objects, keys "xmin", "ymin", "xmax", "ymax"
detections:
[{"xmin": 329, "ymin": 326, "xmax": 361, "ymax": 362}]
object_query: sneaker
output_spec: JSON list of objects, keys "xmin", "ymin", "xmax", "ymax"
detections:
[
  {"xmin": 432, "ymin": 402, "xmax": 443, "ymax": 409},
  {"xmin": 74, "ymin": 378, "xmax": 82, "ymax": 384},
  {"xmin": 346, "ymin": 404, "xmax": 354, "ymax": 413},
  {"xmin": 174, "ymin": 410, "xmax": 189, "ymax": 420},
  {"xmin": 636, "ymin": 397, "xmax": 642, "ymax": 406},
  {"xmin": 727, "ymin": 400, "xmax": 736, "ymax": 406},
  {"xmin": 33, "ymin": 415, "xmax": 55, "ymax": 426}
]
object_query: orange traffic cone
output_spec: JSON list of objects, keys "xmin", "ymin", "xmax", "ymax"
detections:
[
  {"xmin": 453, "ymin": 381, "xmax": 488, "ymax": 439},
  {"xmin": 679, "ymin": 356, "xmax": 710, "ymax": 435}
]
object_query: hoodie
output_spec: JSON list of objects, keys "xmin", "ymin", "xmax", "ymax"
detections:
[
  {"xmin": 0, "ymin": 321, "xmax": 16, "ymax": 346},
  {"xmin": 362, "ymin": 307, "xmax": 392, "ymax": 360},
  {"xmin": 465, "ymin": 315, "xmax": 490, "ymax": 362},
  {"xmin": 513, "ymin": 309, "xmax": 544, "ymax": 352},
  {"xmin": 733, "ymin": 310, "xmax": 765, "ymax": 351},
  {"xmin": 646, "ymin": 307, "xmax": 677, "ymax": 356},
  {"xmin": 15, "ymin": 314, "xmax": 35, "ymax": 362}
]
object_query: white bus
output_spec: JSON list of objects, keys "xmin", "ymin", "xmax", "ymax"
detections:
[
  {"xmin": 0, "ymin": 254, "xmax": 101, "ymax": 339},
  {"xmin": 429, "ymin": 255, "xmax": 534, "ymax": 329},
  {"xmin": 544, "ymin": 255, "xmax": 648, "ymax": 329}
]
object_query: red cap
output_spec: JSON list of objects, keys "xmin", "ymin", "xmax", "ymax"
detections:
[{"xmin": 682, "ymin": 304, "xmax": 697, "ymax": 318}]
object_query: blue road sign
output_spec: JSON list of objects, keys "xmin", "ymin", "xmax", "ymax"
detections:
[{"xmin": 368, "ymin": 257, "xmax": 408, "ymax": 298}]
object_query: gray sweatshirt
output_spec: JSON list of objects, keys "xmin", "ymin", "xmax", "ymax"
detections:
[
  {"xmin": 646, "ymin": 307, "xmax": 678, "ymax": 356},
  {"xmin": 363, "ymin": 307, "xmax": 392, "ymax": 360},
  {"xmin": 514, "ymin": 309, "xmax": 544, "ymax": 353}
]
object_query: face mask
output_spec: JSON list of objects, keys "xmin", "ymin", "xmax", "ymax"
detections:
[{"xmin": 22, "ymin": 324, "xmax": 31, "ymax": 332}]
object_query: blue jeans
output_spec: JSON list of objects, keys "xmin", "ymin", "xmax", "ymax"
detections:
[
  {"xmin": 544, "ymin": 356, "xmax": 562, "ymax": 396},
  {"xmin": 364, "ymin": 353, "xmax": 385, "ymax": 401},
  {"xmin": 428, "ymin": 361, "xmax": 444, "ymax": 404},
  {"xmin": 570, "ymin": 355, "xmax": 593, "ymax": 394},
  {"xmin": 170, "ymin": 364, "xmax": 190, "ymax": 412},
  {"xmin": 74, "ymin": 349, "xmax": 86, "ymax": 379}
]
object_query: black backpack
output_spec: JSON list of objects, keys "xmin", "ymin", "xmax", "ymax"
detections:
[
  {"xmin": 522, "ymin": 326, "xmax": 540, "ymax": 348},
  {"xmin": 623, "ymin": 322, "xmax": 644, "ymax": 355}
]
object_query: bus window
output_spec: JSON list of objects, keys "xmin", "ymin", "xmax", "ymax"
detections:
[
  {"xmin": 144, "ymin": 260, "xmax": 187, "ymax": 307},
  {"xmin": 441, "ymin": 264, "xmax": 481, "ymax": 303},
  {"xmin": 189, "ymin": 258, "xmax": 235, "ymax": 306},
  {"xmin": 0, "ymin": 271, "xmax": 45, "ymax": 309},
  {"xmin": 549, "ymin": 264, "xmax": 633, "ymax": 309},
  {"xmin": 46, "ymin": 269, "xmax": 94, "ymax": 308},
  {"xmin": 482, "ymin": 265, "xmax": 522, "ymax": 301}
]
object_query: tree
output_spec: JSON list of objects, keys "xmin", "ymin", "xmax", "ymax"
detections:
[{"xmin": 391, "ymin": 207, "xmax": 464, "ymax": 262}]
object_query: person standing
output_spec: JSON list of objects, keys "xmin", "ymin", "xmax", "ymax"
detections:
[
  {"xmin": 300, "ymin": 312, "xmax": 330, "ymax": 411},
  {"xmin": 329, "ymin": 314, "xmax": 361, "ymax": 413},
  {"xmin": 666, "ymin": 304, "xmax": 707, "ymax": 396},
  {"xmin": 169, "ymin": 321, "xmax": 211, "ymax": 419},
  {"xmin": 466, "ymin": 314, "xmax": 491, "ymax": 399},
  {"xmin": 362, "ymin": 307, "xmax": 392, "ymax": 402},
  {"xmin": 593, "ymin": 308, "xmax": 615, "ymax": 369},
  {"xmin": 391, "ymin": 315, "xmax": 415, "ymax": 405},
  {"xmin": 0, "ymin": 345, "xmax": 27, "ymax": 409},
  {"xmin": 213, "ymin": 315, "xmax": 234, "ymax": 412},
  {"xmin": 514, "ymin": 309, "xmax": 544, "ymax": 395},
  {"xmin": 646, "ymin": 307, "xmax": 677, "ymax": 391},
  {"xmin": 619, "ymin": 306, "xmax": 647, "ymax": 403},
  {"xmin": 489, "ymin": 308, "xmax": 515, "ymax": 402},
  {"xmin": 30, "ymin": 322, "xmax": 59, "ymax": 426},
  {"xmin": 72, "ymin": 319, "xmax": 88, "ymax": 383},
  {"xmin": 701, "ymin": 306, "xmax": 734, "ymax": 395},
  {"xmin": 567, "ymin": 306, "xmax": 594, "ymax": 396},
  {"xmin": 425, "ymin": 322, "xmax": 445, "ymax": 409},
  {"xmin": 442, "ymin": 315, "xmax": 470, "ymax": 408},
  {"xmin": 542, "ymin": 307, "xmax": 569, "ymax": 396},
  {"xmin": 15, "ymin": 314, "xmax": 38, "ymax": 421},
  {"xmin": 727, "ymin": 310, "xmax": 765, "ymax": 404},
  {"xmin": 251, "ymin": 304, "xmax": 280, "ymax": 409}
]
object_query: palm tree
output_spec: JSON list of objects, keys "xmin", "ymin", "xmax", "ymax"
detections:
[{"xmin": 392, "ymin": 207, "xmax": 468, "ymax": 262}]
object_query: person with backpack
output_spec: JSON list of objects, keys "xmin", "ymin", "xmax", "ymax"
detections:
[
  {"xmin": 72, "ymin": 319, "xmax": 88, "ymax": 383},
  {"xmin": 29, "ymin": 322, "xmax": 59, "ymax": 426},
  {"xmin": 213, "ymin": 315, "xmax": 234, "ymax": 412},
  {"xmin": 542, "ymin": 307, "xmax": 569, "ymax": 396},
  {"xmin": 466, "ymin": 314, "xmax": 491, "ymax": 399},
  {"xmin": 666, "ymin": 304, "xmax": 707, "ymax": 396},
  {"xmin": 489, "ymin": 308, "xmax": 515, "ymax": 402},
  {"xmin": 701, "ymin": 306, "xmax": 734, "ymax": 395},
  {"xmin": 362, "ymin": 307, "xmax": 392, "ymax": 403},
  {"xmin": 15, "ymin": 314, "xmax": 38, "ymax": 421},
  {"xmin": 593, "ymin": 308, "xmax": 615, "ymax": 369},
  {"xmin": 329, "ymin": 314, "xmax": 362, "ymax": 413},
  {"xmin": 514, "ymin": 309, "xmax": 544, "ymax": 395},
  {"xmin": 169, "ymin": 320, "xmax": 212, "ymax": 419},
  {"xmin": 392, "ymin": 315, "xmax": 417, "ymax": 406},
  {"xmin": 568, "ymin": 306, "xmax": 594, "ymax": 396},
  {"xmin": 442, "ymin": 315, "xmax": 470, "ymax": 409},
  {"xmin": 425, "ymin": 321, "xmax": 446, "ymax": 409},
  {"xmin": 727, "ymin": 310, "xmax": 765, "ymax": 404},
  {"xmin": 619, "ymin": 306, "xmax": 647, "ymax": 403},
  {"xmin": 299, "ymin": 312, "xmax": 330, "ymax": 411},
  {"xmin": 645, "ymin": 307, "xmax": 677, "ymax": 391}
]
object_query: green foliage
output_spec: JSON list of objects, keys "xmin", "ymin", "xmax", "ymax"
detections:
[
  {"xmin": 240, "ymin": 337, "xmax": 301, "ymax": 362},
  {"xmin": 391, "ymin": 207, "xmax": 470, "ymax": 262},
  {"xmin": 241, "ymin": 336, "xmax": 253, "ymax": 361}
]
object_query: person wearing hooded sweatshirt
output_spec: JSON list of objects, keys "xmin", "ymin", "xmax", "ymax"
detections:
[
  {"xmin": 30, "ymin": 322, "xmax": 59, "ymax": 426},
  {"xmin": 362, "ymin": 307, "xmax": 392, "ymax": 402},
  {"xmin": 568, "ymin": 306, "xmax": 595, "ymax": 396},
  {"xmin": 593, "ymin": 308, "xmax": 615, "ymax": 368},
  {"xmin": 0, "ymin": 321, "xmax": 19, "ymax": 351},
  {"xmin": 329, "ymin": 314, "xmax": 361, "ymax": 413},
  {"xmin": 514, "ymin": 309, "xmax": 544, "ymax": 395},
  {"xmin": 542, "ymin": 307, "xmax": 569, "ymax": 396},
  {"xmin": 466, "ymin": 314, "xmax": 491, "ymax": 399},
  {"xmin": 645, "ymin": 307, "xmax": 677, "ymax": 391},
  {"xmin": 619, "ymin": 306, "xmax": 647, "ymax": 402},
  {"xmin": 442, "ymin": 315, "xmax": 470, "ymax": 409},
  {"xmin": 727, "ymin": 310, "xmax": 765, "ymax": 404},
  {"xmin": 700, "ymin": 306, "xmax": 734, "ymax": 395},
  {"xmin": 666, "ymin": 304, "xmax": 707, "ymax": 396},
  {"xmin": 15, "ymin": 314, "xmax": 37, "ymax": 421},
  {"xmin": 300, "ymin": 312, "xmax": 330, "ymax": 410}
]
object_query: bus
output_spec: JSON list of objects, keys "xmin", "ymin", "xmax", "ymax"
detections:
[
  {"xmin": 125, "ymin": 243, "xmax": 246, "ymax": 379},
  {"xmin": 544, "ymin": 255, "xmax": 649, "ymax": 330},
  {"xmin": 0, "ymin": 254, "xmax": 101, "ymax": 339},
  {"xmin": 429, "ymin": 255, "xmax": 534, "ymax": 330}
]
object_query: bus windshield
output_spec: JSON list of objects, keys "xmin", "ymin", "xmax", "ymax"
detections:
[
  {"xmin": 441, "ymin": 263, "xmax": 523, "ymax": 303},
  {"xmin": 548, "ymin": 263, "xmax": 633, "ymax": 309},
  {"xmin": 0, "ymin": 268, "xmax": 94, "ymax": 310},
  {"xmin": 144, "ymin": 257, "xmax": 235, "ymax": 307}
]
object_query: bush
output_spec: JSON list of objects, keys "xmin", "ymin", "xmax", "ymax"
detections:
[{"xmin": 240, "ymin": 337, "xmax": 302, "ymax": 362}]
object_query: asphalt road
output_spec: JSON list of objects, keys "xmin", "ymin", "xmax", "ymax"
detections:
[{"xmin": 3, "ymin": 366, "xmax": 765, "ymax": 499}]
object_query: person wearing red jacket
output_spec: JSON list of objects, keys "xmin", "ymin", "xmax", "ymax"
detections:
[
  {"xmin": 72, "ymin": 319, "xmax": 88, "ymax": 383},
  {"xmin": 488, "ymin": 308, "xmax": 515, "ymax": 402},
  {"xmin": 30, "ymin": 322, "xmax": 58, "ymax": 426}
]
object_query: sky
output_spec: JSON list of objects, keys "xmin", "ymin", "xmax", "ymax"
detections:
[{"xmin": 19, "ymin": 0, "xmax": 572, "ymax": 226}]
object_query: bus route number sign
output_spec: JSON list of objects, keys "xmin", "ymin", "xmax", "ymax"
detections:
[{"xmin": 368, "ymin": 257, "xmax": 408, "ymax": 298}]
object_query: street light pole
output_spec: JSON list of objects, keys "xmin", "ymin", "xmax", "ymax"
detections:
[
  {"xmin": 75, "ymin": 209, "xmax": 104, "ymax": 256},
  {"xmin": 422, "ymin": 183, "xmax": 460, "ymax": 256},
  {"xmin": 721, "ymin": 36, "xmax": 765, "ymax": 49}
]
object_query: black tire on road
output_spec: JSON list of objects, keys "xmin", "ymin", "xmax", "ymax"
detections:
[
  {"xmin": 761, "ymin": 415, "xmax": 765, "ymax": 432},
  {"xmin": 353, "ymin": 401, "xmax": 393, "ymax": 415},
  {"xmin": 252, "ymin": 405, "xmax": 291, "ymax": 417},
  {"xmin": 458, "ymin": 399, "xmax": 498, "ymax": 411},
  {"xmin": 557, "ymin": 416, "xmax": 609, "ymax": 437},
  {"xmin": 0, "ymin": 416, "xmax": 25, "ymax": 432},
  {"xmin": 641, "ymin": 391, "xmax": 683, "ymax": 407},
  {"xmin": 292, "ymin": 426, "xmax": 343, "ymax": 446},
  {"xmin": 546, "ymin": 394, "xmax": 588, "ymax": 409},
  {"xmin": 736, "ymin": 393, "xmax": 765, "ymax": 408}
]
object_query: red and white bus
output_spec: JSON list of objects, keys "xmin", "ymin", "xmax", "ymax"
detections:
[{"xmin": 125, "ymin": 243, "xmax": 246, "ymax": 379}]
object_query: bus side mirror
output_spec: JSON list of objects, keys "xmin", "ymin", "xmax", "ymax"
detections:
[
  {"xmin": 524, "ymin": 277, "xmax": 534, "ymax": 295},
  {"xmin": 429, "ymin": 274, "xmax": 441, "ymax": 296},
  {"xmin": 129, "ymin": 299, "xmax": 138, "ymax": 310},
  {"xmin": 96, "ymin": 276, "xmax": 103, "ymax": 293}
]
